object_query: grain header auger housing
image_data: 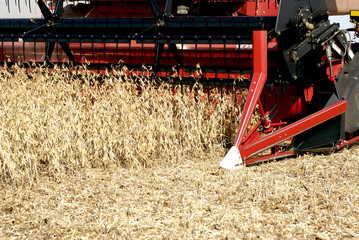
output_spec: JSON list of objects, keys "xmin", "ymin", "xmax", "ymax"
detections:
[{"xmin": 2, "ymin": 0, "xmax": 359, "ymax": 168}]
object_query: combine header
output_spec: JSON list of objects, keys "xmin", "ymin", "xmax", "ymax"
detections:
[{"xmin": 2, "ymin": 0, "xmax": 359, "ymax": 168}]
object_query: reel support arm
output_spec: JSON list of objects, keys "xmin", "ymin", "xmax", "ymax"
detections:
[{"xmin": 220, "ymin": 30, "xmax": 268, "ymax": 170}]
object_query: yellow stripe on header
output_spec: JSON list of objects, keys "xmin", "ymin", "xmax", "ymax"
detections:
[{"xmin": 350, "ymin": 10, "xmax": 359, "ymax": 17}]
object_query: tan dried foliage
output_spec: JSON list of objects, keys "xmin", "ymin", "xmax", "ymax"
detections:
[
  {"xmin": 0, "ymin": 64, "xmax": 245, "ymax": 185},
  {"xmin": 0, "ymin": 65, "xmax": 358, "ymax": 239},
  {"xmin": 1, "ymin": 149, "xmax": 359, "ymax": 239}
]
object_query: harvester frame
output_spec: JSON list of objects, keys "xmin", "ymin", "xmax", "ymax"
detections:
[{"xmin": 2, "ymin": 0, "xmax": 359, "ymax": 169}]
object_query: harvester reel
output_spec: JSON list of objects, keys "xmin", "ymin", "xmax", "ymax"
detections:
[
  {"xmin": 32, "ymin": 0, "xmax": 75, "ymax": 65},
  {"xmin": 136, "ymin": 0, "xmax": 183, "ymax": 78}
]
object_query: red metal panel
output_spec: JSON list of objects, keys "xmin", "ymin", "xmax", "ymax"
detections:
[
  {"xmin": 240, "ymin": 100, "xmax": 347, "ymax": 160},
  {"xmin": 0, "ymin": 41, "xmax": 280, "ymax": 79},
  {"xmin": 244, "ymin": 151, "xmax": 295, "ymax": 165},
  {"xmin": 253, "ymin": 30, "xmax": 267, "ymax": 73},
  {"xmin": 64, "ymin": 0, "xmax": 279, "ymax": 17},
  {"xmin": 261, "ymin": 85, "xmax": 309, "ymax": 121},
  {"xmin": 336, "ymin": 135, "xmax": 359, "ymax": 149},
  {"xmin": 236, "ymin": 0, "xmax": 279, "ymax": 16},
  {"xmin": 234, "ymin": 30, "xmax": 267, "ymax": 148}
]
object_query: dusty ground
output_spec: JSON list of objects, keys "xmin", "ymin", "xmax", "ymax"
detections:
[{"xmin": 1, "ymin": 147, "xmax": 359, "ymax": 239}]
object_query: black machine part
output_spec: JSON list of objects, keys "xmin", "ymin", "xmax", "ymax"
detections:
[
  {"xmin": 293, "ymin": 80, "xmax": 345, "ymax": 152},
  {"xmin": 275, "ymin": 0, "xmax": 335, "ymax": 81},
  {"xmin": 336, "ymin": 52, "xmax": 359, "ymax": 133},
  {"xmin": 293, "ymin": 114, "xmax": 345, "ymax": 152},
  {"xmin": 276, "ymin": 0, "xmax": 329, "ymax": 47}
]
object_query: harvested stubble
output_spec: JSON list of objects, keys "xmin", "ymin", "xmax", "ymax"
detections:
[
  {"xmin": 0, "ymin": 64, "xmax": 244, "ymax": 185},
  {"xmin": 1, "ymin": 147, "xmax": 359, "ymax": 239}
]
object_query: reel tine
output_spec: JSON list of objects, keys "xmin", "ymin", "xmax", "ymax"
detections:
[
  {"xmin": 209, "ymin": 42, "xmax": 212, "ymax": 65},
  {"xmin": 6, "ymin": 0, "xmax": 10, "ymax": 13},
  {"xmin": 168, "ymin": 43, "xmax": 182, "ymax": 67},
  {"xmin": 152, "ymin": 43, "xmax": 164, "ymax": 77},
  {"xmin": 54, "ymin": 0, "xmax": 64, "ymax": 17},
  {"xmin": 23, "ymin": 37, "xmax": 25, "ymax": 62},
  {"xmin": 116, "ymin": 41, "xmax": 119, "ymax": 65},
  {"xmin": 134, "ymin": 24, "xmax": 156, "ymax": 37},
  {"xmin": 129, "ymin": 39, "xmax": 132, "ymax": 65},
  {"xmin": 1, "ymin": 39, "xmax": 4, "ymax": 62},
  {"xmin": 79, "ymin": 38, "xmax": 82, "ymax": 63},
  {"xmin": 148, "ymin": 0, "xmax": 161, "ymax": 18},
  {"xmin": 45, "ymin": 42, "xmax": 55, "ymax": 63},
  {"xmin": 33, "ymin": 38, "xmax": 36, "ymax": 61},
  {"xmin": 12, "ymin": 37, "xmax": 15, "ymax": 61},
  {"xmin": 91, "ymin": 40, "xmax": 94, "ymax": 63},
  {"xmin": 59, "ymin": 42, "xmax": 76, "ymax": 63},
  {"xmin": 56, "ymin": 41, "xmax": 59, "ymax": 65},
  {"xmin": 18, "ymin": 0, "xmax": 21, "ymax": 13},
  {"xmin": 37, "ymin": 0, "xmax": 53, "ymax": 20},
  {"xmin": 164, "ymin": 0, "xmax": 173, "ymax": 16},
  {"xmin": 24, "ymin": 23, "xmax": 47, "ymax": 35},
  {"xmin": 104, "ymin": 41, "xmax": 106, "ymax": 63}
]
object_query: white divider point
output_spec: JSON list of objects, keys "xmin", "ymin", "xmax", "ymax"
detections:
[{"xmin": 220, "ymin": 146, "xmax": 243, "ymax": 170}]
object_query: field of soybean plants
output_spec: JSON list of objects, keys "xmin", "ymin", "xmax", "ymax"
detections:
[{"xmin": 0, "ymin": 65, "xmax": 358, "ymax": 239}]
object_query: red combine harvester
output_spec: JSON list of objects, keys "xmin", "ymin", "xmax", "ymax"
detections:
[{"xmin": 2, "ymin": 0, "xmax": 359, "ymax": 169}]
